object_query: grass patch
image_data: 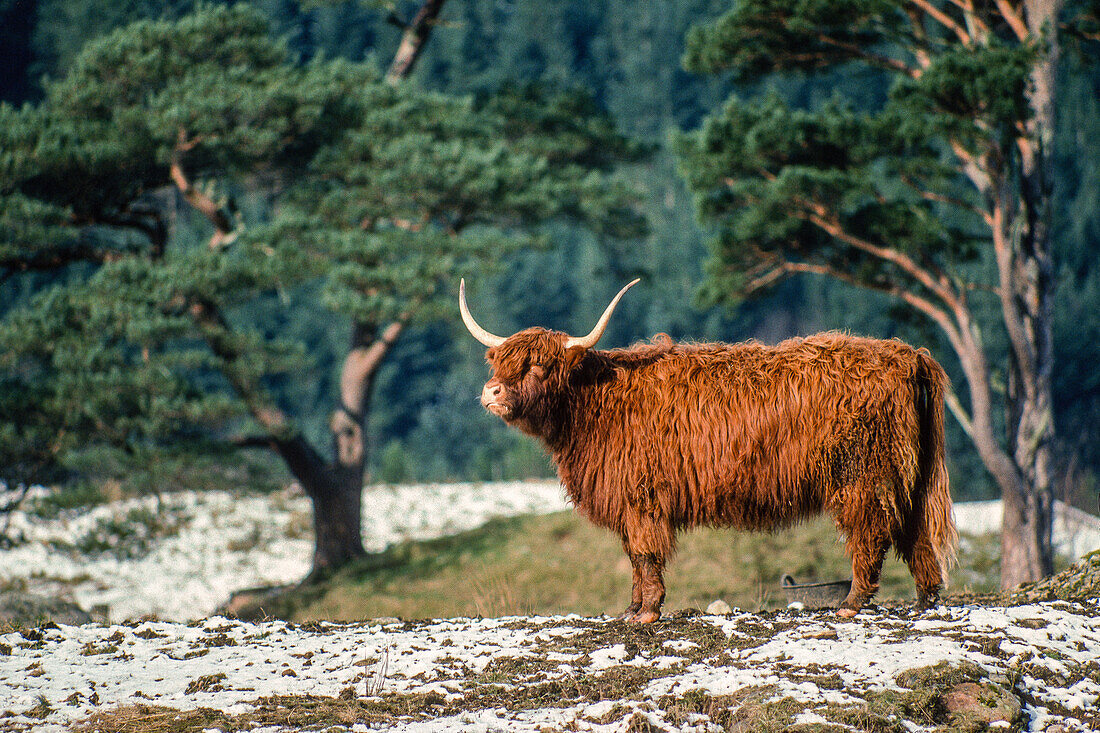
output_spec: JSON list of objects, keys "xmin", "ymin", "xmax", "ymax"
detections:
[
  {"xmin": 23, "ymin": 482, "xmax": 107, "ymax": 519},
  {"xmin": 248, "ymin": 511, "xmax": 1002, "ymax": 622},
  {"xmin": 72, "ymin": 664, "xmax": 667, "ymax": 733},
  {"xmin": 658, "ymin": 688, "xmax": 826, "ymax": 733}
]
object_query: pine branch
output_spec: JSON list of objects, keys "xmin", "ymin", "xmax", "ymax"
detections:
[
  {"xmin": 385, "ymin": 0, "xmax": 448, "ymax": 84},
  {"xmin": 898, "ymin": 174, "xmax": 994, "ymax": 227},
  {"xmin": 797, "ymin": 203, "xmax": 962, "ymax": 311},
  {"xmin": 813, "ymin": 32, "xmax": 920, "ymax": 77},
  {"xmin": 949, "ymin": 0, "xmax": 991, "ymax": 38},
  {"xmin": 187, "ymin": 297, "xmax": 339, "ymax": 486},
  {"xmin": 903, "ymin": 6, "xmax": 934, "ymax": 70},
  {"xmin": 906, "ymin": 0, "xmax": 973, "ymax": 44},
  {"xmin": 4, "ymin": 205, "xmax": 167, "ymax": 272},
  {"xmin": 228, "ymin": 435, "xmax": 276, "ymax": 449},
  {"xmin": 170, "ymin": 130, "xmax": 236, "ymax": 250},
  {"xmin": 994, "ymin": 0, "xmax": 1030, "ymax": 41},
  {"xmin": 758, "ymin": 258, "xmax": 965, "ymax": 349},
  {"xmin": 944, "ymin": 387, "xmax": 976, "ymax": 440},
  {"xmin": 2, "ymin": 241, "xmax": 117, "ymax": 272},
  {"xmin": 187, "ymin": 299, "xmax": 292, "ymax": 438},
  {"xmin": 96, "ymin": 205, "xmax": 169, "ymax": 257}
]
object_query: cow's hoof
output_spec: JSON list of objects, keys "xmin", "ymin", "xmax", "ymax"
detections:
[
  {"xmin": 617, "ymin": 604, "xmax": 642, "ymax": 621},
  {"xmin": 836, "ymin": 607, "xmax": 858, "ymax": 619},
  {"xmin": 628, "ymin": 610, "xmax": 660, "ymax": 624},
  {"xmin": 915, "ymin": 595, "xmax": 940, "ymax": 612}
]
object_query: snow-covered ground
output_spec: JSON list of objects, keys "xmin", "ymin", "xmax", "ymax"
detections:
[
  {"xmin": 0, "ymin": 481, "xmax": 568, "ymax": 622},
  {"xmin": 1, "ymin": 603, "xmax": 1098, "ymax": 731},
  {"xmin": 0, "ymin": 482, "xmax": 1097, "ymax": 623}
]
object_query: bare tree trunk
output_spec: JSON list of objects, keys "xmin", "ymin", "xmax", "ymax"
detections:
[
  {"xmin": 252, "ymin": 0, "xmax": 446, "ymax": 579},
  {"xmin": 190, "ymin": 296, "xmax": 402, "ymax": 578},
  {"xmin": 305, "ymin": 320, "xmax": 404, "ymax": 577},
  {"xmin": 998, "ymin": 0, "xmax": 1060, "ymax": 588},
  {"xmin": 230, "ymin": 321, "xmax": 404, "ymax": 579},
  {"xmin": 296, "ymin": 460, "xmax": 366, "ymax": 578},
  {"xmin": 266, "ymin": 434, "xmax": 365, "ymax": 577}
]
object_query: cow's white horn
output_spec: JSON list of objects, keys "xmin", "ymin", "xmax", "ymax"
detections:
[
  {"xmin": 564, "ymin": 278, "xmax": 641, "ymax": 350},
  {"xmin": 459, "ymin": 279, "xmax": 507, "ymax": 348}
]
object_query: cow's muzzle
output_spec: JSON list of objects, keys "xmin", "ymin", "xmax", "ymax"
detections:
[{"xmin": 481, "ymin": 380, "xmax": 509, "ymax": 418}]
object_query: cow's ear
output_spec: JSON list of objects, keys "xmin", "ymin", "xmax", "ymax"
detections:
[
  {"xmin": 563, "ymin": 345, "xmax": 587, "ymax": 372},
  {"xmin": 486, "ymin": 347, "xmax": 498, "ymax": 362}
]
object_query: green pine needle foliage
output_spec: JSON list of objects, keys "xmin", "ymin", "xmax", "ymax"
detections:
[{"xmin": 0, "ymin": 5, "xmax": 645, "ymax": 492}]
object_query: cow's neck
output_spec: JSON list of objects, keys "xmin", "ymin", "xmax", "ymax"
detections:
[{"xmin": 545, "ymin": 351, "xmax": 620, "ymax": 455}]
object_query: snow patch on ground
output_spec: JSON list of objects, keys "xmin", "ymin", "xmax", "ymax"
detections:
[
  {"xmin": 2, "ymin": 484, "xmax": 1099, "ymax": 731},
  {"xmin": 1, "ymin": 603, "xmax": 1097, "ymax": 732},
  {"xmin": 0, "ymin": 481, "xmax": 567, "ymax": 622},
  {"xmin": 953, "ymin": 500, "xmax": 1100, "ymax": 560}
]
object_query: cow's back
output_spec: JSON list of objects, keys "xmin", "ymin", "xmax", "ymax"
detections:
[{"xmin": 556, "ymin": 333, "xmax": 924, "ymax": 532}]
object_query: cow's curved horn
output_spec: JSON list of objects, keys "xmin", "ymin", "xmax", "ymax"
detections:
[
  {"xmin": 459, "ymin": 279, "xmax": 507, "ymax": 348},
  {"xmin": 564, "ymin": 278, "xmax": 641, "ymax": 350}
]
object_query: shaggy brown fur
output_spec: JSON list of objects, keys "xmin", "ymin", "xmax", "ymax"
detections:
[{"xmin": 478, "ymin": 329, "xmax": 958, "ymax": 623}]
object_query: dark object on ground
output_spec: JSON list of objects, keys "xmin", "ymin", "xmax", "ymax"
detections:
[
  {"xmin": 0, "ymin": 592, "xmax": 93, "ymax": 626},
  {"xmin": 780, "ymin": 574, "xmax": 852, "ymax": 609},
  {"xmin": 460, "ymin": 280, "xmax": 958, "ymax": 623}
]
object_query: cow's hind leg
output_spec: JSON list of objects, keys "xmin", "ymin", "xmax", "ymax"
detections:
[
  {"xmin": 833, "ymin": 473, "xmax": 895, "ymax": 618},
  {"xmin": 900, "ymin": 537, "xmax": 944, "ymax": 611}
]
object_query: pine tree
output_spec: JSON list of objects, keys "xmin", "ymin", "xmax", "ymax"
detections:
[
  {"xmin": 0, "ymin": 5, "xmax": 643, "ymax": 576},
  {"xmin": 676, "ymin": 0, "xmax": 1094, "ymax": 587}
]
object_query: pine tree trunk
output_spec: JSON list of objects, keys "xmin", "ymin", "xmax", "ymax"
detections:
[
  {"xmin": 985, "ymin": 202, "xmax": 1056, "ymax": 590},
  {"xmin": 1000, "ymin": 464, "xmax": 1054, "ymax": 586},
  {"xmin": 996, "ymin": 0, "xmax": 1059, "ymax": 589},
  {"xmin": 285, "ymin": 0, "xmax": 440, "ymax": 579},
  {"xmin": 998, "ymin": 213, "xmax": 1056, "ymax": 587},
  {"xmin": 298, "ymin": 321, "xmax": 404, "ymax": 579},
  {"xmin": 302, "ymin": 464, "xmax": 366, "ymax": 578},
  {"xmin": 264, "ymin": 434, "xmax": 366, "ymax": 579}
]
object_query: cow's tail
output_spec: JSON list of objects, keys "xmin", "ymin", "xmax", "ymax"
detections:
[{"xmin": 913, "ymin": 349, "xmax": 958, "ymax": 584}]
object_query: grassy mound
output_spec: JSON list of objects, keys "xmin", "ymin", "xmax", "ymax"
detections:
[{"xmin": 1014, "ymin": 549, "xmax": 1100, "ymax": 602}]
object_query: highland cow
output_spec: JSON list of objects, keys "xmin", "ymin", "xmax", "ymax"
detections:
[{"xmin": 460, "ymin": 279, "xmax": 957, "ymax": 623}]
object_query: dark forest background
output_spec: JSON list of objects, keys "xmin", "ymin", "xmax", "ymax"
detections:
[{"xmin": 2, "ymin": 0, "xmax": 1097, "ymax": 510}]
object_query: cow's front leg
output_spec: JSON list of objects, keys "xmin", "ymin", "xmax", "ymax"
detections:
[
  {"xmin": 838, "ymin": 524, "xmax": 890, "ymax": 619},
  {"xmin": 620, "ymin": 509, "xmax": 673, "ymax": 624},
  {"xmin": 627, "ymin": 553, "xmax": 665, "ymax": 624},
  {"xmin": 617, "ymin": 552, "xmax": 643, "ymax": 620}
]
